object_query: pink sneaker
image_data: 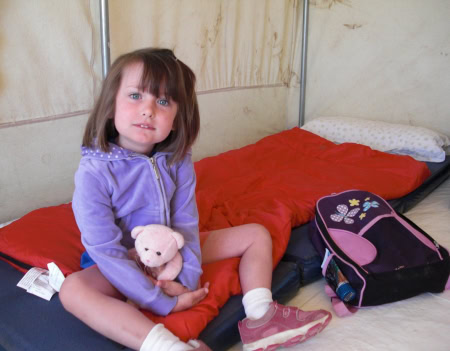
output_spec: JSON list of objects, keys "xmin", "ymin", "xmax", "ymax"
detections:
[
  {"xmin": 238, "ymin": 302, "xmax": 331, "ymax": 351},
  {"xmin": 187, "ymin": 339, "xmax": 212, "ymax": 350}
]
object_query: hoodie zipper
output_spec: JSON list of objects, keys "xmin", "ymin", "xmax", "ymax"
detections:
[
  {"xmin": 127, "ymin": 153, "xmax": 170, "ymax": 226},
  {"xmin": 149, "ymin": 156, "xmax": 170, "ymax": 226},
  {"xmin": 150, "ymin": 157, "xmax": 160, "ymax": 180}
]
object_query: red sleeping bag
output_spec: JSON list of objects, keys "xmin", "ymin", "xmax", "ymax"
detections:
[{"xmin": 0, "ymin": 128, "xmax": 430, "ymax": 341}]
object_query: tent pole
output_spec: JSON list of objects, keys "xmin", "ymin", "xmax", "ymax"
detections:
[
  {"xmin": 100, "ymin": 0, "xmax": 111, "ymax": 79},
  {"xmin": 298, "ymin": 0, "xmax": 309, "ymax": 127}
]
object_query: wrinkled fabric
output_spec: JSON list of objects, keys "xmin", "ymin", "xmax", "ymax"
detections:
[
  {"xmin": 0, "ymin": 128, "xmax": 430, "ymax": 341},
  {"xmin": 195, "ymin": 128, "xmax": 431, "ymax": 268}
]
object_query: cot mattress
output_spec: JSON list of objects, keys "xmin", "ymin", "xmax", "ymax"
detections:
[
  {"xmin": 0, "ymin": 135, "xmax": 447, "ymax": 351},
  {"xmin": 0, "ymin": 258, "xmax": 299, "ymax": 351}
]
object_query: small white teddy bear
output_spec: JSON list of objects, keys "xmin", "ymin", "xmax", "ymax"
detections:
[{"xmin": 131, "ymin": 224, "xmax": 184, "ymax": 281}]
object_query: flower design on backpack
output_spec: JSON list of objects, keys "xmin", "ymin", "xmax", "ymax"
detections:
[{"xmin": 331, "ymin": 204, "xmax": 360, "ymax": 224}]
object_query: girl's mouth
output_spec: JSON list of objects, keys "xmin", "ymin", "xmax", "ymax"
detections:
[{"xmin": 135, "ymin": 124, "xmax": 155, "ymax": 130}]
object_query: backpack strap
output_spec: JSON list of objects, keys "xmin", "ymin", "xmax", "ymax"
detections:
[{"xmin": 325, "ymin": 284, "xmax": 358, "ymax": 317}]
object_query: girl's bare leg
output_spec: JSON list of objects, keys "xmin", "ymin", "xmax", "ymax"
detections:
[
  {"xmin": 201, "ymin": 223, "xmax": 273, "ymax": 294},
  {"xmin": 59, "ymin": 265, "xmax": 154, "ymax": 350},
  {"xmin": 60, "ymin": 224, "xmax": 271, "ymax": 349},
  {"xmin": 203, "ymin": 224, "xmax": 332, "ymax": 351}
]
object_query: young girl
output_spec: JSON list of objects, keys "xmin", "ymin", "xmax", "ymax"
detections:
[{"xmin": 60, "ymin": 48, "xmax": 331, "ymax": 351}]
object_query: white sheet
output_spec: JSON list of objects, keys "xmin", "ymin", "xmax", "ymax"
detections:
[{"xmin": 229, "ymin": 178, "xmax": 450, "ymax": 351}]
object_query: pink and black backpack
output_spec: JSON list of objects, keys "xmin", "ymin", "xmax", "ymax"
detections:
[{"xmin": 310, "ymin": 190, "xmax": 450, "ymax": 316}]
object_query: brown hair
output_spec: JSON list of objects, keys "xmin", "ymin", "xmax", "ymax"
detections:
[{"xmin": 83, "ymin": 48, "xmax": 200, "ymax": 164}]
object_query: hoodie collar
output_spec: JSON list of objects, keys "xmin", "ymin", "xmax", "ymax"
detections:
[
  {"xmin": 81, "ymin": 142, "xmax": 136, "ymax": 160},
  {"xmin": 81, "ymin": 142, "xmax": 173, "ymax": 160}
]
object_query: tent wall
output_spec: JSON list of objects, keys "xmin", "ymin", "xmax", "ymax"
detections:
[
  {"xmin": 1, "ymin": 0, "xmax": 449, "ymax": 224},
  {"xmin": 0, "ymin": 0, "xmax": 300, "ymax": 223},
  {"xmin": 106, "ymin": 0, "xmax": 301, "ymax": 155},
  {"xmin": 287, "ymin": 0, "xmax": 450, "ymax": 136}
]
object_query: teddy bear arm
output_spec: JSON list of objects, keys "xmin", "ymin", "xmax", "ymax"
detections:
[{"xmin": 156, "ymin": 251, "xmax": 183, "ymax": 281}]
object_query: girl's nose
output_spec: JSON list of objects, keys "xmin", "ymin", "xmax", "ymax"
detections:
[{"xmin": 141, "ymin": 101, "xmax": 155, "ymax": 118}]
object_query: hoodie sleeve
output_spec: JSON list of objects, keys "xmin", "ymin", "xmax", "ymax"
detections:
[
  {"xmin": 72, "ymin": 160, "xmax": 177, "ymax": 316},
  {"xmin": 169, "ymin": 154, "xmax": 203, "ymax": 291}
]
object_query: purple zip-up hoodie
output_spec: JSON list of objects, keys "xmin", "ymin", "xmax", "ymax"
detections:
[{"xmin": 72, "ymin": 142, "xmax": 202, "ymax": 316}]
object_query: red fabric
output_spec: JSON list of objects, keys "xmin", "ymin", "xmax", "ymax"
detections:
[
  {"xmin": 0, "ymin": 204, "xmax": 84, "ymax": 275},
  {"xmin": 0, "ymin": 128, "xmax": 430, "ymax": 341},
  {"xmin": 0, "ymin": 206, "xmax": 242, "ymax": 342},
  {"xmin": 195, "ymin": 128, "xmax": 430, "ymax": 269}
]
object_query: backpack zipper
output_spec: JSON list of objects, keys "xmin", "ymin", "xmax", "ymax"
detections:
[{"xmin": 394, "ymin": 214, "xmax": 444, "ymax": 261}]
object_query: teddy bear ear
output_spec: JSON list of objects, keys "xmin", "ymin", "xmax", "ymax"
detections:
[
  {"xmin": 171, "ymin": 231, "xmax": 185, "ymax": 249},
  {"xmin": 131, "ymin": 226, "xmax": 145, "ymax": 239}
]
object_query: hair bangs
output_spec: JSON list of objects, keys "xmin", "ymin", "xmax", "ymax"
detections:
[{"xmin": 139, "ymin": 56, "xmax": 180, "ymax": 102}]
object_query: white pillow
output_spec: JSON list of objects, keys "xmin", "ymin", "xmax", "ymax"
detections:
[{"xmin": 301, "ymin": 117, "xmax": 450, "ymax": 162}]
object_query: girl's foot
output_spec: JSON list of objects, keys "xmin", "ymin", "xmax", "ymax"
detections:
[{"xmin": 238, "ymin": 302, "xmax": 331, "ymax": 351}]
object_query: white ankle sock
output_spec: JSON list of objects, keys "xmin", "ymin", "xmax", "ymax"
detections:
[
  {"xmin": 242, "ymin": 287, "xmax": 273, "ymax": 320},
  {"xmin": 140, "ymin": 324, "xmax": 194, "ymax": 351}
]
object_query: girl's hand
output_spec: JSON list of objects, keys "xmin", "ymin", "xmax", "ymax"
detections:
[
  {"xmin": 156, "ymin": 280, "xmax": 190, "ymax": 297},
  {"xmin": 146, "ymin": 275, "xmax": 186, "ymax": 296},
  {"xmin": 171, "ymin": 283, "xmax": 210, "ymax": 312}
]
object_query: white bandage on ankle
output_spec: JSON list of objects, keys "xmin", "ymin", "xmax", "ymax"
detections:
[
  {"xmin": 242, "ymin": 287, "xmax": 273, "ymax": 320},
  {"xmin": 140, "ymin": 324, "xmax": 194, "ymax": 351}
]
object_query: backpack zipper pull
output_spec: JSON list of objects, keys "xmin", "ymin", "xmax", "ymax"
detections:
[{"xmin": 150, "ymin": 157, "xmax": 160, "ymax": 180}]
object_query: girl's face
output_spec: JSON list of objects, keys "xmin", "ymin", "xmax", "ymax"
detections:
[{"xmin": 114, "ymin": 62, "xmax": 178, "ymax": 155}]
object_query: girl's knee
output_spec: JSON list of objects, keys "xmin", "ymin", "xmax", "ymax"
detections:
[
  {"xmin": 59, "ymin": 267, "xmax": 122, "ymax": 311},
  {"xmin": 59, "ymin": 272, "xmax": 82, "ymax": 311},
  {"xmin": 247, "ymin": 224, "xmax": 272, "ymax": 248}
]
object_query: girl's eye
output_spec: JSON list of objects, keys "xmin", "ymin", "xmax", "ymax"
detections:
[
  {"xmin": 129, "ymin": 93, "xmax": 141, "ymax": 100},
  {"xmin": 157, "ymin": 98, "xmax": 169, "ymax": 106}
]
